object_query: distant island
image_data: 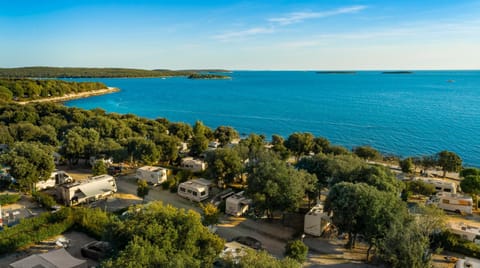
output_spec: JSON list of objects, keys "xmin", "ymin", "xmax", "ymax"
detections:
[
  {"xmin": 316, "ymin": 71, "xmax": 357, "ymax": 74},
  {"xmin": 187, "ymin": 73, "xmax": 231, "ymax": 80},
  {"xmin": 0, "ymin": 67, "xmax": 231, "ymax": 78},
  {"xmin": 381, "ymin": 71, "xmax": 413, "ymax": 74}
]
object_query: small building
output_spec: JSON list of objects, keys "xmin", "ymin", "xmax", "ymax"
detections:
[
  {"xmin": 449, "ymin": 222, "xmax": 480, "ymax": 244},
  {"xmin": 58, "ymin": 174, "xmax": 117, "ymax": 206},
  {"xmin": 225, "ymin": 191, "xmax": 252, "ymax": 217},
  {"xmin": 136, "ymin": 166, "xmax": 168, "ymax": 186},
  {"xmin": 304, "ymin": 203, "xmax": 331, "ymax": 236},
  {"xmin": 10, "ymin": 248, "xmax": 87, "ymax": 268},
  {"xmin": 180, "ymin": 157, "xmax": 206, "ymax": 172},
  {"xmin": 177, "ymin": 178, "xmax": 213, "ymax": 202}
]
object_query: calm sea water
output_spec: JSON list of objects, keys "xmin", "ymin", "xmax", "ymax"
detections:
[{"xmin": 66, "ymin": 71, "xmax": 480, "ymax": 167}]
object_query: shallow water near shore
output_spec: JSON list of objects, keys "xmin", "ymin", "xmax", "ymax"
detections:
[{"xmin": 65, "ymin": 71, "xmax": 480, "ymax": 166}]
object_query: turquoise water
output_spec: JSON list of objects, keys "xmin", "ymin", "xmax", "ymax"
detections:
[{"xmin": 66, "ymin": 71, "xmax": 480, "ymax": 166}]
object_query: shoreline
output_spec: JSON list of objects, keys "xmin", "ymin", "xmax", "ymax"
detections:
[{"xmin": 16, "ymin": 87, "xmax": 120, "ymax": 104}]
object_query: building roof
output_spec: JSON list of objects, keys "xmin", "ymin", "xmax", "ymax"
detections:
[
  {"xmin": 10, "ymin": 248, "xmax": 86, "ymax": 268},
  {"xmin": 138, "ymin": 166, "xmax": 166, "ymax": 172}
]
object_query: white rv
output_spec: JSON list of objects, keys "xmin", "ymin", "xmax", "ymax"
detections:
[
  {"xmin": 225, "ymin": 191, "xmax": 252, "ymax": 217},
  {"xmin": 180, "ymin": 157, "xmax": 206, "ymax": 172},
  {"xmin": 136, "ymin": 166, "xmax": 168, "ymax": 186},
  {"xmin": 35, "ymin": 170, "xmax": 74, "ymax": 191},
  {"xmin": 414, "ymin": 177, "xmax": 458, "ymax": 194},
  {"xmin": 58, "ymin": 174, "xmax": 117, "ymax": 206},
  {"xmin": 427, "ymin": 192, "xmax": 473, "ymax": 214},
  {"xmin": 455, "ymin": 257, "xmax": 480, "ymax": 268},
  {"xmin": 448, "ymin": 222, "xmax": 480, "ymax": 244},
  {"xmin": 304, "ymin": 203, "xmax": 332, "ymax": 236},
  {"xmin": 177, "ymin": 178, "xmax": 213, "ymax": 202}
]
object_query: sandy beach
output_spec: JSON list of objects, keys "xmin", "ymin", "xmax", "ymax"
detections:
[{"xmin": 16, "ymin": 87, "xmax": 119, "ymax": 104}]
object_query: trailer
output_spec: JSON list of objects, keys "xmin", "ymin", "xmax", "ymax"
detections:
[
  {"xmin": 177, "ymin": 178, "xmax": 213, "ymax": 202},
  {"xmin": 136, "ymin": 166, "xmax": 168, "ymax": 186},
  {"xmin": 448, "ymin": 222, "xmax": 480, "ymax": 244},
  {"xmin": 180, "ymin": 157, "xmax": 206, "ymax": 172},
  {"xmin": 427, "ymin": 192, "xmax": 473, "ymax": 214},
  {"xmin": 414, "ymin": 177, "xmax": 458, "ymax": 194},
  {"xmin": 35, "ymin": 170, "xmax": 74, "ymax": 190},
  {"xmin": 304, "ymin": 203, "xmax": 331, "ymax": 236},
  {"xmin": 58, "ymin": 174, "xmax": 117, "ymax": 206},
  {"xmin": 225, "ymin": 191, "xmax": 252, "ymax": 217}
]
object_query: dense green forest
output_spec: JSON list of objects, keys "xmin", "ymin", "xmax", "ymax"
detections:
[
  {"xmin": 0, "ymin": 78, "xmax": 107, "ymax": 101},
  {"xmin": 0, "ymin": 67, "xmax": 201, "ymax": 78}
]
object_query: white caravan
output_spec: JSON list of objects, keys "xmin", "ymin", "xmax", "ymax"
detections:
[
  {"xmin": 180, "ymin": 157, "xmax": 206, "ymax": 172},
  {"xmin": 427, "ymin": 192, "xmax": 473, "ymax": 214},
  {"xmin": 177, "ymin": 178, "xmax": 213, "ymax": 202},
  {"xmin": 414, "ymin": 177, "xmax": 458, "ymax": 194},
  {"xmin": 448, "ymin": 222, "xmax": 480, "ymax": 244},
  {"xmin": 136, "ymin": 166, "xmax": 168, "ymax": 186},
  {"xmin": 304, "ymin": 203, "xmax": 332, "ymax": 236},
  {"xmin": 225, "ymin": 191, "xmax": 252, "ymax": 217},
  {"xmin": 58, "ymin": 174, "xmax": 117, "ymax": 206}
]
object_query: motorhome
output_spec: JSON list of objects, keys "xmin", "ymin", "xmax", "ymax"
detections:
[
  {"xmin": 427, "ymin": 192, "xmax": 473, "ymax": 214},
  {"xmin": 136, "ymin": 166, "xmax": 168, "ymax": 186},
  {"xmin": 448, "ymin": 222, "xmax": 480, "ymax": 244},
  {"xmin": 455, "ymin": 257, "xmax": 480, "ymax": 268},
  {"xmin": 225, "ymin": 191, "xmax": 252, "ymax": 217},
  {"xmin": 414, "ymin": 177, "xmax": 458, "ymax": 194},
  {"xmin": 304, "ymin": 203, "xmax": 332, "ymax": 236},
  {"xmin": 35, "ymin": 170, "xmax": 74, "ymax": 191},
  {"xmin": 180, "ymin": 157, "xmax": 206, "ymax": 172},
  {"xmin": 58, "ymin": 174, "xmax": 117, "ymax": 206},
  {"xmin": 177, "ymin": 178, "xmax": 213, "ymax": 202}
]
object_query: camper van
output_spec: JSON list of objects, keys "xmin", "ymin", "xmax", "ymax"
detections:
[
  {"xmin": 35, "ymin": 170, "xmax": 74, "ymax": 190},
  {"xmin": 177, "ymin": 178, "xmax": 213, "ymax": 202},
  {"xmin": 414, "ymin": 177, "xmax": 458, "ymax": 194},
  {"xmin": 449, "ymin": 222, "xmax": 480, "ymax": 244},
  {"xmin": 304, "ymin": 203, "xmax": 332, "ymax": 236},
  {"xmin": 180, "ymin": 157, "xmax": 206, "ymax": 172},
  {"xmin": 225, "ymin": 191, "xmax": 252, "ymax": 217},
  {"xmin": 58, "ymin": 174, "xmax": 117, "ymax": 206},
  {"xmin": 136, "ymin": 166, "xmax": 168, "ymax": 186},
  {"xmin": 427, "ymin": 192, "xmax": 473, "ymax": 214}
]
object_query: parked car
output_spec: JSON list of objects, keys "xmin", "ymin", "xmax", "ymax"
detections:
[
  {"xmin": 231, "ymin": 236, "xmax": 263, "ymax": 250},
  {"xmin": 81, "ymin": 241, "xmax": 112, "ymax": 261}
]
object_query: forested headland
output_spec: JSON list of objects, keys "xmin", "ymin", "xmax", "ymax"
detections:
[
  {"xmin": 0, "ymin": 78, "xmax": 107, "ymax": 101},
  {"xmin": 0, "ymin": 66, "xmax": 229, "ymax": 78}
]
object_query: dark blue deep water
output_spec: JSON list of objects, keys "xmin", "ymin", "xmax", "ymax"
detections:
[{"xmin": 65, "ymin": 71, "xmax": 480, "ymax": 166}]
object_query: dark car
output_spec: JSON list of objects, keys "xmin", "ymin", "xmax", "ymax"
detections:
[
  {"xmin": 81, "ymin": 241, "xmax": 112, "ymax": 261},
  {"xmin": 108, "ymin": 165, "xmax": 123, "ymax": 176},
  {"xmin": 231, "ymin": 236, "xmax": 263, "ymax": 250}
]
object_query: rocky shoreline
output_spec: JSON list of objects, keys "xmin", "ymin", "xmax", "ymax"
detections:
[{"xmin": 17, "ymin": 87, "xmax": 120, "ymax": 104}]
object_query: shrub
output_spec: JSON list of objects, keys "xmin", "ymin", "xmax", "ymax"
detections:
[
  {"xmin": 32, "ymin": 191, "xmax": 57, "ymax": 209},
  {"xmin": 0, "ymin": 193, "xmax": 21, "ymax": 205},
  {"xmin": 284, "ymin": 240, "xmax": 308, "ymax": 263}
]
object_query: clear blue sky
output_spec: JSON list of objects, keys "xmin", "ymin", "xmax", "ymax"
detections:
[{"xmin": 1, "ymin": 0, "xmax": 479, "ymax": 70}]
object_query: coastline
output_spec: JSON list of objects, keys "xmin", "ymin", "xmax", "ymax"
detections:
[{"xmin": 17, "ymin": 87, "xmax": 120, "ymax": 105}]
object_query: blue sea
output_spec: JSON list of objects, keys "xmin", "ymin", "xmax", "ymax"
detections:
[{"xmin": 65, "ymin": 71, "xmax": 480, "ymax": 167}]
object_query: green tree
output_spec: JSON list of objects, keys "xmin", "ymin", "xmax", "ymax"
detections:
[
  {"xmin": 437, "ymin": 150, "xmax": 462, "ymax": 177},
  {"xmin": 92, "ymin": 160, "xmax": 108, "ymax": 176},
  {"xmin": 205, "ymin": 148, "xmax": 243, "ymax": 186},
  {"xmin": 399, "ymin": 157, "xmax": 415, "ymax": 174},
  {"xmin": 222, "ymin": 249, "xmax": 300, "ymax": 268},
  {"xmin": 137, "ymin": 179, "xmax": 149, "ymax": 202},
  {"xmin": 407, "ymin": 180, "xmax": 435, "ymax": 196},
  {"xmin": 0, "ymin": 85, "xmax": 13, "ymax": 101},
  {"xmin": 284, "ymin": 132, "xmax": 314, "ymax": 160},
  {"xmin": 312, "ymin": 137, "xmax": 330, "ymax": 154},
  {"xmin": 103, "ymin": 201, "xmax": 224, "ymax": 267},
  {"xmin": 461, "ymin": 168, "xmax": 480, "ymax": 178},
  {"xmin": 246, "ymin": 153, "xmax": 317, "ymax": 218},
  {"xmin": 353, "ymin": 146, "xmax": 382, "ymax": 161},
  {"xmin": 271, "ymin": 134, "xmax": 290, "ymax": 160},
  {"xmin": 214, "ymin": 126, "xmax": 239, "ymax": 146},
  {"xmin": 0, "ymin": 142, "xmax": 55, "ymax": 191},
  {"xmin": 200, "ymin": 202, "xmax": 220, "ymax": 226},
  {"xmin": 460, "ymin": 175, "xmax": 480, "ymax": 209},
  {"xmin": 284, "ymin": 240, "xmax": 308, "ymax": 263}
]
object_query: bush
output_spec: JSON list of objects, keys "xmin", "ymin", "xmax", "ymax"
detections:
[
  {"xmin": 32, "ymin": 191, "xmax": 57, "ymax": 209},
  {"xmin": 434, "ymin": 231, "xmax": 480, "ymax": 258},
  {"xmin": 0, "ymin": 193, "xmax": 21, "ymax": 205},
  {"xmin": 284, "ymin": 240, "xmax": 308, "ymax": 263}
]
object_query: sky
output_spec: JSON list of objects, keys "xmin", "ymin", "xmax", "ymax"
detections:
[{"xmin": 1, "ymin": 0, "xmax": 480, "ymax": 70}]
